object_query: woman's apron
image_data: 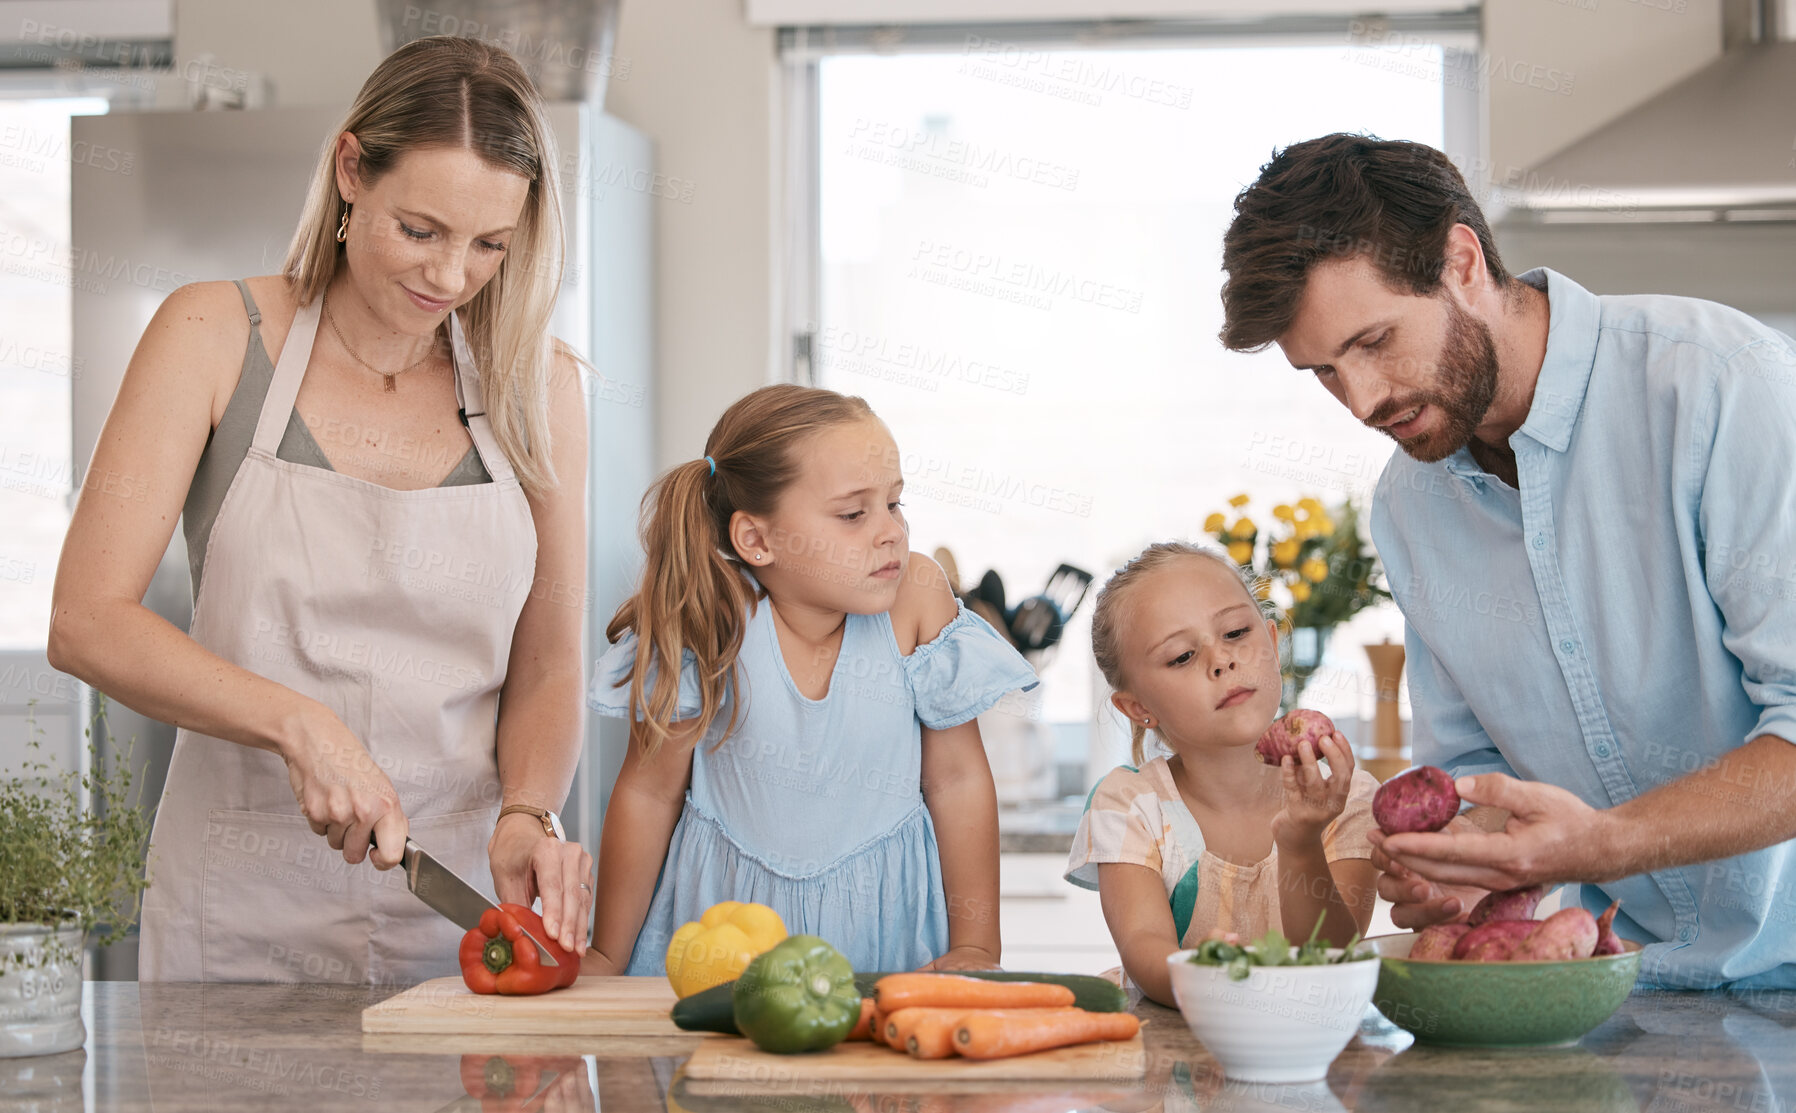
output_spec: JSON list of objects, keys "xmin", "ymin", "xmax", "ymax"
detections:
[{"xmin": 137, "ymin": 293, "xmax": 537, "ymax": 983}]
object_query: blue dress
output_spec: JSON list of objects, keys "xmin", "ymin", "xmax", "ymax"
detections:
[{"xmin": 588, "ymin": 573, "xmax": 1039, "ymax": 973}]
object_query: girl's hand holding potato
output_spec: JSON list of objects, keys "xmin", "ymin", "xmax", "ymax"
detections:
[{"xmin": 1270, "ymin": 730, "xmax": 1355, "ymax": 853}]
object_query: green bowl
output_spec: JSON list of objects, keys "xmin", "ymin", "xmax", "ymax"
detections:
[{"xmin": 1367, "ymin": 932, "xmax": 1641, "ymax": 1047}]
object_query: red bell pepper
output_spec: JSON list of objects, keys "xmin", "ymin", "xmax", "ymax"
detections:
[
  {"xmin": 458, "ymin": 1054, "xmax": 586, "ymax": 1113},
  {"xmin": 458, "ymin": 902, "xmax": 579, "ymax": 995}
]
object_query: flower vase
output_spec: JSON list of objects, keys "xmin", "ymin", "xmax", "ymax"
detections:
[{"xmin": 1282, "ymin": 625, "xmax": 1331, "ymax": 711}]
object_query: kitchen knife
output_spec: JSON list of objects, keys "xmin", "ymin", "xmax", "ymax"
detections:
[{"xmin": 383, "ymin": 835, "xmax": 560, "ymax": 966}]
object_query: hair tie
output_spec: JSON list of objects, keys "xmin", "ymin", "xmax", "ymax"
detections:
[{"xmin": 704, "ymin": 455, "xmax": 716, "ymax": 476}]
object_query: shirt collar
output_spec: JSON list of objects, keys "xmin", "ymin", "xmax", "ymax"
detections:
[{"xmin": 1515, "ymin": 267, "xmax": 1602, "ymax": 454}]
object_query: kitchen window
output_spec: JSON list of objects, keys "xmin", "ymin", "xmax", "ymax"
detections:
[{"xmin": 782, "ymin": 18, "xmax": 1480, "ymax": 769}]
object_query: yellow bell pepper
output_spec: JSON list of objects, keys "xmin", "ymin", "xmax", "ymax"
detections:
[{"xmin": 664, "ymin": 901, "xmax": 788, "ymax": 998}]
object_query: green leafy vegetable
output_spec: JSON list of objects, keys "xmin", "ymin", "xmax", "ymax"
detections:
[{"xmin": 1187, "ymin": 914, "xmax": 1371, "ymax": 981}]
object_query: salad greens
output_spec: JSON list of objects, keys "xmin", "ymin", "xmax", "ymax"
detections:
[{"xmin": 1187, "ymin": 915, "xmax": 1372, "ymax": 982}]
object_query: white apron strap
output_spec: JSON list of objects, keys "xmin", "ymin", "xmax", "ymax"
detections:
[
  {"xmin": 448, "ymin": 308, "xmax": 519, "ymax": 485},
  {"xmin": 251, "ymin": 296, "xmax": 320, "ymax": 456}
]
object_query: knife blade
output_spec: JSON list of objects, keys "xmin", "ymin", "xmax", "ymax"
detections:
[{"xmin": 390, "ymin": 836, "xmax": 560, "ymax": 967}]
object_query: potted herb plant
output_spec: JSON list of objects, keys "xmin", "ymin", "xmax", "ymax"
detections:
[{"xmin": 1, "ymin": 703, "xmax": 151, "ymax": 1058}]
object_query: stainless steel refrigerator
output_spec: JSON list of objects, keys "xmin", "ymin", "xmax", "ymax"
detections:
[{"xmin": 69, "ymin": 101, "xmax": 653, "ymax": 978}]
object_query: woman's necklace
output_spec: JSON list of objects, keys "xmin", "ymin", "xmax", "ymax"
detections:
[{"xmin": 323, "ymin": 291, "xmax": 444, "ymax": 393}]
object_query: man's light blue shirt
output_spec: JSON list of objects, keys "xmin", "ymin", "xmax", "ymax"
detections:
[{"xmin": 1372, "ymin": 267, "xmax": 1796, "ymax": 989}]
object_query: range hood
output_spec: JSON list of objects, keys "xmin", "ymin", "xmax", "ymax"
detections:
[{"xmin": 1503, "ymin": 2, "xmax": 1796, "ymax": 221}]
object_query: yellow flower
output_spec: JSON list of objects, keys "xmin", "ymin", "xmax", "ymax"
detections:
[
  {"xmin": 1227, "ymin": 540, "xmax": 1253, "ymax": 566},
  {"xmin": 1315, "ymin": 515, "xmax": 1336, "ymax": 536},
  {"xmin": 1271, "ymin": 539, "xmax": 1301, "ymax": 568},
  {"xmin": 1291, "ymin": 581, "xmax": 1312, "ymax": 603},
  {"xmin": 1294, "ymin": 519, "xmax": 1319, "ymax": 541},
  {"xmin": 1254, "ymin": 578, "xmax": 1273, "ymax": 601},
  {"xmin": 1228, "ymin": 493, "xmax": 1251, "ymax": 508},
  {"xmin": 1233, "ymin": 517, "xmax": 1257, "ymax": 537},
  {"xmin": 1272, "ymin": 503, "xmax": 1295, "ymax": 522},
  {"xmin": 1301, "ymin": 557, "xmax": 1330, "ymax": 583},
  {"xmin": 1298, "ymin": 497, "xmax": 1323, "ymax": 513},
  {"xmin": 1203, "ymin": 512, "xmax": 1227, "ymax": 534}
]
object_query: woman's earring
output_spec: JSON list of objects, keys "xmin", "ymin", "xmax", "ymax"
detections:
[
  {"xmin": 1142, "ymin": 716, "xmax": 1152, "ymax": 726},
  {"xmin": 754, "ymin": 554, "xmax": 763, "ymax": 561},
  {"xmin": 336, "ymin": 206, "xmax": 351, "ymax": 243}
]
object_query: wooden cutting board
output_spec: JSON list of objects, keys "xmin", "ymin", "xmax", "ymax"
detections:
[
  {"xmin": 682, "ymin": 1033, "xmax": 1146, "ymax": 1082},
  {"xmin": 361, "ymin": 975, "xmax": 692, "ymax": 1036}
]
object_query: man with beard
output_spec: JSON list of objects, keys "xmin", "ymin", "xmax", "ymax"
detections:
[{"xmin": 1218, "ymin": 133, "xmax": 1796, "ymax": 989}]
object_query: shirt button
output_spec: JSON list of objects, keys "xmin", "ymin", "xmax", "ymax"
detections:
[
  {"xmin": 1595, "ymin": 743, "xmax": 1611, "ymax": 758},
  {"xmin": 1678, "ymin": 926, "xmax": 1696, "ymax": 942},
  {"xmin": 1533, "ymin": 534, "xmax": 1546, "ymax": 549},
  {"xmin": 1561, "ymin": 639, "xmax": 1575, "ymax": 653}
]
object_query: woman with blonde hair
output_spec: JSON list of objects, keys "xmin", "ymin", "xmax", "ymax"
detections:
[{"xmin": 49, "ymin": 35, "xmax": 594, "ymax": 982}]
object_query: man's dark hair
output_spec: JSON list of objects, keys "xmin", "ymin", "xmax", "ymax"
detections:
[{"xmin": 1218, "ymin": 133, "xmax": 1510, "ymax": 352}]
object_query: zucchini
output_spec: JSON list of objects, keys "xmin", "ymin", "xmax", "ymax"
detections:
[{"xmin": 669, "ymin": 969, "xmax": 1128, "ymax": 1034}]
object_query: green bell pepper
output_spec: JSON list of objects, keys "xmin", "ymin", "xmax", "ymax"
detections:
[{"xmin": 730, "ymin": 935, "xmax": 861, "ymax": 1054}]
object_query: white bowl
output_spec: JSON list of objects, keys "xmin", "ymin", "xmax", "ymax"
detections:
[{"xmin": 1165, "ymin": 949, "xmax": 1380, "ymax": 1083}]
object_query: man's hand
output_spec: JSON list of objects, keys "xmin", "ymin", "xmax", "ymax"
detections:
[
  {"xmin": 1371, "ymin": 836, "xmax": 1486, "ymax": 929},
  {"xmin": 1371, "ymin": 773, "xmax": 1612, "ymax": 894}
]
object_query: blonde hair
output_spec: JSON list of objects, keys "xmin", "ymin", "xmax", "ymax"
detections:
[
  {"xmin": 605, "ymin": 384, "xmax": 877, "ymax": 758},
  {"xmin": 1090, "ymin": 541, "xmax": 1276, "ymax": 766},
  {"xmin": 283, "ymin": 35, "xmax": 567, "ymax": 497}
]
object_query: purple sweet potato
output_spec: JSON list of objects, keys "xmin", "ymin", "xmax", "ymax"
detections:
[
  {"xmin": 1451, "ymin": 919, "xmax": 1538, "ymax": 962},
  {"xmin": 1511, "ymin": 907, "xmax": 1600, "ymax": 961},
  {"xmin": 1372, "ymin": 765, "xmax": 1461, "ymax": 835},
  {"xmin": 1255, "ymin": 709, "xmax": 1336, "ymax": 766},
  {"xmin": 1593, "ymin": 900, "xmax": 1625, "ymax": 956},
  {"xmin": 1408, "ymin": 922, "xmax": 1473, "ymax": 961},
  {"xmin": 1466, "ymin": 884, "xmax": 1547, "ymax": 927}
]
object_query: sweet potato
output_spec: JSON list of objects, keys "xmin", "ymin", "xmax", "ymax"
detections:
[
  {"xmin": 1255, "ymin": 709, "xmax": 1335, "ymax": 766},
  {"xmin": 1408, "ymin": 922, "xmax": 1473, "ymax": 961},
  {"xmin": 1372, "ymin": 765, "xmax": 1461, "ymax": 835},
  {"xmin": 1511, "ymin": 908, "xmax": 1599, "ymax": 961},
  {"xmin": 1466, "ymin": 885, "xmax": 1546, "ymax": 926},
  {"xmin": 1593, "ymin": 900, "xmax": 1625, "ymax": 956},
  {"xmin": 1451, "ymin": 919, "xmax": 1538, "ymax": 962}
]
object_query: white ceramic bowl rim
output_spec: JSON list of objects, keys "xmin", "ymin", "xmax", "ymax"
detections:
[{"xmin": 1168, "ymin": 946, "xmax": 1381, "ymax": 971}]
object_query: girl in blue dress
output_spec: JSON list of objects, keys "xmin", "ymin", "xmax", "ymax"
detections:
[{"xmin": 582, "ymin": 384, "xmax": 1039, "ymax": 975}]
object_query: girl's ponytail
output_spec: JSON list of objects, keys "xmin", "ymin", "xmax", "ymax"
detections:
[
  {"xmin": 605, "ymin": 384, "xmax": 875, "ymax": 758},
  {"xmin": 606, "ymin": 458, "xmax": 755, "ymax": 758}
]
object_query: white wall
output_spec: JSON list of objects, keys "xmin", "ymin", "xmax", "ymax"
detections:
[
  {"xmin": 605, "ymin": 0, "xmax": 778, "ymax": 470},
  {"xmin": 1483, "ymin": 0, "xmax": 1722, "ymax": 177}
]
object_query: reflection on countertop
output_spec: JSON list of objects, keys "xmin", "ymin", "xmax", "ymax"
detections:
[{"xmin": 5, "ymin": 980, "xmax": 1793, "ymax": 1112}]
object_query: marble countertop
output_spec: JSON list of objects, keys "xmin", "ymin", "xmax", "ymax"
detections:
[{"xmin": 7, "ymin": 980, "xmax": 1792, "ymax": 1112}]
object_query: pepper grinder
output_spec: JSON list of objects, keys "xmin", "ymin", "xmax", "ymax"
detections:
[{"xmin": 1363, "ymin": 639, "xmax": 1407, "ymax": 782}]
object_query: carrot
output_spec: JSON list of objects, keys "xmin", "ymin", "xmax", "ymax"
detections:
[
  {"xmin": 882, "ymin": 1007, "xmax": 966, "ymax": 1056},
  {"xmin": 872, "ymin": 973, "xmax": 1075, "ymax": 1013},
  {"xmin": 952, "ymin": 1008, "xmax": 1140, "ymax": 1060},
  {"xmin": 872, "ymin": 1005, "xmax": 890, "ymax": 1047},
  {"xmin": 845, "ymin": 998, "xmax": 876, "ymax": 1041},
  {"xmin": 905, "ymin": 1010, "xmax": 971, "ymax": 1059}
]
